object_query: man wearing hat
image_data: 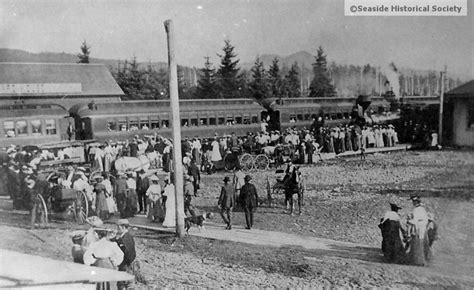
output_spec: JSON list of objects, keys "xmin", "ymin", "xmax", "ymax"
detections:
[
  {"xmin": 218, "ymin": 176, "xmax": 235, "ymax": 230},
  {"xmin": 239, "ymin": 175, "xmax": 259, "ymax": 230},
  {"xmin": 136, "ymin": 169, "xmax": 149, "ymax": 215},
  {"xmin": 114, "ymin": 219, "xmax": 136, "ymax": 276},
  {"xmin": 183, "ymin": 174, "xmax": 196, "ymax": 216},
  {"xmin": 378, "ymin": 203, "xmax": 406, "ymax": 263}
]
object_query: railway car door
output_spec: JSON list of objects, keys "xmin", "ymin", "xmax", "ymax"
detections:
[
  {"xmin": 262, "ymin": 110, "xmax": 280, "ymax": 132},
  {"xmin": 77, "ymin": 118, "xmax": 93, "ymax": 140}
]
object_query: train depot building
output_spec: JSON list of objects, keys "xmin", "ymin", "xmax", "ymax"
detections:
[
  {"xmin": 0, "ymin": 62, "xmax": 123, "ymax": 146},
  {"xmin": 444, "ymin": 80, "xmax": 474, "ymax": 147}
]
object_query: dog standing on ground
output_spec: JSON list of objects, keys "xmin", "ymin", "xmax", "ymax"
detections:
[{"xmin": 184, "ymin": 212, "xmax": 214, "ymax": 235}]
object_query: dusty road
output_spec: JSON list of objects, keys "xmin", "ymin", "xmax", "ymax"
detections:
[{"xmin": 0, "ymin": 150, "xmax": 473, "ymax": 288}]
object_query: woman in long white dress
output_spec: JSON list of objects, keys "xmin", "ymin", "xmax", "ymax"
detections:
[
  {"xmin": 162, "ymin": 179, "xmax": 176, "ymax": 227},
  {"xmin": 210, "ymin": 138, "xmax": 222, "ymax": 162}
]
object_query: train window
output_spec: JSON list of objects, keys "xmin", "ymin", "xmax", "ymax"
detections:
[
  {"xmin": 343, "ymin": 112, "xmax": 350, "ymax": 119},
  {"xmin": 243, "ymin": 116, "xmax": 250, "ymax": 124},
  {"xmin": 45, "ymin": 119, "xmax": 57, "ymax": 135},
  {"xmin": 118, "ymin": 118, "xmax": 127, "ymax": 131},
  {"xmin": 325, "ymin": 113, "xmax": 330, "ymax": 120},
  {"xmin": 304, "ymin": 114, "xmax": 311, "ymax": 121},
  {"xmin": 311, "ymin": 114, "xmax": 317, "ymax": 120},
  {"xmin": 129, "ymin": 118, "xmax": 139, "ymax": 131},
  {"xmin": 30, "ymin": 120, "xmax": 42, "ymax": 136},
  {"xmin": 199, "ymin": 118, "xmax": 207, "ymax": 126},
  {"xmin": 337, "ymin": 113, "xmax": 343, "ymax": 119},
  {"xmin": 289, "ymin": 114, "xmax": 296, "ymax": 123},
  {"xmin": 107, "ymin": 120, "xmax": 117, "ymax": 131},
  {"xmin": 251, "ymin": 116, "xmax": 259, "ymax": 124},
  {"xmin": 4, "ymin": 121, "xmax": 14, "ymax": 137},
  {"xmin": 297, "ymin": 114, "xmax": 303, "ymax": 121},
  {"xmin": 218, "ymin": 117, "xmax": 225, "ymax": 125},
  {"xmin": 162, "ymin": 120, "xmax": 169, "ymax": 128},
  {"xmin": 191, "ymin": 118, "xmax": 198, "ymax": 126},
  {"xmin": 331, "ymin": 113, "xmax": 337, "ymax": 120},
  {"xmin": 140, "ymin": 117, "xmax": 149, "ymax": 130},
  {"xmin": 226, "ymin": 117, "xmax": 234, "ymax": 126},
  {"xmin": 209, "ymin": 118, "xmax": 216, "ymax": 126},
  {"xmin": 150, "ymin": 117, "xmax": 159, "ymax": 129},
  {"xmin": 235, "ymin": 116, "xmax": 242, "ymax": 124},
  {"xmin": 181, "ymin": 119, "xmax": 189, "ymax": 127}
]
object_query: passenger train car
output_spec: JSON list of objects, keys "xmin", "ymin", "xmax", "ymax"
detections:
[
  {"xmin": 69, "ymin": 99, "xmax": 264, "ymax": 142},
  {"xmin": 0, "ymin": 103, "xmax": 72, "ymax": 147},
  {"xmin": 1, "ymin": 95, "xmax": 439, "ymax": 147}
]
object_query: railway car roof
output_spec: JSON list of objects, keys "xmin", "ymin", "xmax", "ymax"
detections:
[
  {"xmin": 70, "ymin": 98, "xmax": 263, "ymax": 117},
  {"xmin": 0, "ymin": 103, "xmax": 68, "ymax": 118}
]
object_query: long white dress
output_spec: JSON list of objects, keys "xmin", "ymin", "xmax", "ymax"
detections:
[
  {"xmin": 211, "ymin": 140, "xmax": 222, "ymax": 162},
  {"xmin": 162, "ymin": 184, "xmax": 177, "ymax": 227}
]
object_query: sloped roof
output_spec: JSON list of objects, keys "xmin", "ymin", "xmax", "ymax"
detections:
[
  {"xmin": 0, "ymin": 62, "xmax": 124, "ymax": 96},
  {"xmin": 445, "ymin": 80, "xmax": 474, "ymax": 99}
]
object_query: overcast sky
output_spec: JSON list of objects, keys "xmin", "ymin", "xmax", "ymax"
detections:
[{"xmin": 1, "ymin": 0, "xmax": 472, "ymax": 78}]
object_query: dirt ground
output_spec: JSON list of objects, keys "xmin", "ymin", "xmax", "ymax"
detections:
[{"xmin": 0, "ymin": 150, "xmax": 473, "ymax": 288}]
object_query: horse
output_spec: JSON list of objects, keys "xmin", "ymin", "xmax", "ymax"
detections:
[{"xmin": 283, "ymin": 165, "xmax": 304, "ymax": 215}]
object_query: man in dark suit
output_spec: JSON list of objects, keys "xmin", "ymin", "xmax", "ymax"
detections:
[
  {"xmin": 115, "ymin": 219, "xmax": 136, "ymax": 289},
  {"xmin": 239, "ymin": 175, "xmax": 259, "ymax": 230},
  {"xmin": 136, "ymin": 169, "xmax": 149, "ymax": 214},
  {"xmin": 218, "ymin": 176, "xmax": 235, "ymax": 230},
  {"xmin": 188, "ymin": 160, "xmax": 201, "ymax": 197}
]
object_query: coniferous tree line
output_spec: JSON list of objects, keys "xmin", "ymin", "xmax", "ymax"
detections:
[{"xmin": 83, "ymin": 39, "xmax": 462, "ymax": 101}]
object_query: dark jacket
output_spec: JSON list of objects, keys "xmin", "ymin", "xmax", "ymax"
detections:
[
  {"xmin": 188, "ymin": 163, "xmax": 200, "ymax": 183},
  {"xmin": 136, "ymin": 175, "xmax": 149, "ymax": 194},
  {"xmin": 218, "ymin": 184, "xmax": 235, "ymax": 208},
  {"xmin": 115, "ymin": 231, "xmax": 136, "ymax": 269},
  {"xmin": 239, "ymin": 183, "xmax": 259, "ymax": 208}
]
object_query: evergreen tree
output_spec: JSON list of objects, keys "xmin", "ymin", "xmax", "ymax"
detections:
[
  {"xmin": 285, "ymin": 62, "xmax": 300, "ymax": 98},
  {"xmin": 216, "ymin": 39, "xmax": 240, "ymax": 98},
  {"xmin": 268, "ymin": 57, "xmax": 282, "ymax": 98},
  {"xmin": 77, "ymin": 40, "xmax": 91, "ymax": 64},
  {"xmin": 309, "ymin": 46, "xmax": 336, "ymax": 98},
  {"xmin": 249, "ymin": 56, "xmax": 268, "ymax": 101},
  {"xmin": 195, "ymin": 56, "xmax": 217, "ymax": 99}
]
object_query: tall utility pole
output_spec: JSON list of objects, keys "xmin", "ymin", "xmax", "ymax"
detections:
[
  {"xmin": 438, "ymin": 66, "xmax": 447, "ymax": 145},
  {"xmin": 164, "ymin": 19, "xmax": 185, "ymax": 237}
]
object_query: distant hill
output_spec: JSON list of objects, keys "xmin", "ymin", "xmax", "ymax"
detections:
[
  {"xmin": 0, "ymin": 48, "xmax": 168, "ymax": 71},
  {"xmin": 0, "ymin": 48, "xmax": 466, "ymax": 97}
]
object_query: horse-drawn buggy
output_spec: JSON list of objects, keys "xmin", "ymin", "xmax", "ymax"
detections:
[
  {"xmin": 266, "ymin": 165, "xmax": 305, "ymax": 215},
  {"xmin": 31, "ymin": 165, "xmax": 90, "ymax": 228}
]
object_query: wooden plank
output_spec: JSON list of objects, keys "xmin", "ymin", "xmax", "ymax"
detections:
[{"xmin": 0, "ymin": 249, "xmax": 134, "ymax": 286}]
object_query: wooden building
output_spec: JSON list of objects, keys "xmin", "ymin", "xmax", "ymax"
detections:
[
  {"xmin": 0, "ymin": 62, "xmax": 123, "ymax": 109},
  {"xmin": 443, "ymin": 80, "xmax": 474, "ymax": 146}
]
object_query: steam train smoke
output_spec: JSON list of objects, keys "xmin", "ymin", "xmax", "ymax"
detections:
[{"xmin": 382, "ymin": 62, "xmax": 400, "ymax": 100}]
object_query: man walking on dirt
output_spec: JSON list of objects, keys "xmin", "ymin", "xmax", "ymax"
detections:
[
  {"xmin": 239, "ymin": 175, "xmax": 259, "ymax": 230},
  {"xmin": 218, "ymin": 176, "xmax": 235, "ymax": 230}
]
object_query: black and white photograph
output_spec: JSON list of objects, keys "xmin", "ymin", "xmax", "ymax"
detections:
[{"xmin": 0, "ymin": 0, "xmax": 472, "ymax": 288}]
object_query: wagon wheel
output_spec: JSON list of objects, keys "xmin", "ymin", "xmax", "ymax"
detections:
[
  {"xmin": 239, "ymin": 153, "xmax": 254, "ymax": 173},
  {"xmin": 224, "ymin": 152, "xmax": 238, "ymax": 171},
  {"xmin": 254, "ymin": 154, "xmax": 270, "ymax": 171},
  {"xmin": 31, "ymin": 194, "xmax": 48, "ymax": 228},
  {"xmin": 73, "ymin": 190, "xmax": 89, "ymax": 224}
]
